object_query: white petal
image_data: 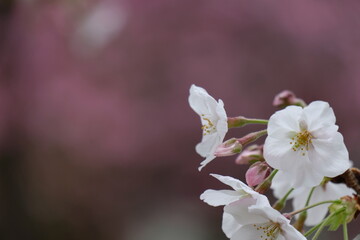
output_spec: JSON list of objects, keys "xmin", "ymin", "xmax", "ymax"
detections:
[
  {"xmin": 264, "ymin": 137, "xmax": 303, "ymax": 171},
  {"xmin": 303, "ymin": 101, "xmax": 336, "ymax": 133},
  {"xmin": 195, "ymin": 134, "xmax": 219, "ymax": 157},
  {"xmin": 267, "ymin": 106, "xmax": 302, "ymax": 138},
  {"xmin": 249, "ymin": 205, "xmax": 284, "ymax": 223},
  {"xmin": 248, "ymin": 205, "xmax": 306, "ymax": 240},
  {"xmin": 224, "ymin": 198, "xmax": 268, "ymax": 226},
  {"xmin": 198, "ymin": 155, "xmax": 216, "ymax": 171},
  {"xmin": 271, "ymin": 171, "xmax": 300, "ymax": 199},
  {"xmin": 230, "ymin": 224, "xmax": 269, "ymax": 240},
  {"xmin": 188, "ymin": 84, "xmax": 218, "ymax": 115},
  {"xmin": 214, "ymin": 100, "xmax": 227, "ymax": 138},
  {"xmin": 293, "ymin": 182, "xmax": 354, "ymax": 226},
  {"xmin": 222, "ymin": 212, "xmax": 241, "ymax": 238},
  {"xmin": 280, "ymin": 221, "xmax": 307, "ymax": 240},
  {"xmin": 309, "ymin": 133, "xmax": 350, "ymax": 177},
  {"xmin": 292, "ymin": 165, "xmax": 324, "ymax": 187},
  {"xmin": 216, "ymin": 99, "xmax": 227, "ymax": 121},
  {"xmin": 311, "ymin": 124, "xmax": 339, "ymax": 139},
  {"xmin": 277, "ymin": 235, "xmax": 286, "ymax": 240},
  {"xmin": 210, "ymin": 174, "xmax": 253, "ymax": 192},
  {"xmin": 200, "ymin": 189, "xmax": 243, "ymax": 207}
]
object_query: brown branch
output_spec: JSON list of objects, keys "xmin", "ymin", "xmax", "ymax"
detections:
[{"xmin": 331, "ymin": 168, "xmax": 360, "ymax": 195}]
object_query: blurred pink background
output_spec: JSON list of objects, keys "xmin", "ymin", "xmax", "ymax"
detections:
[{"xmin": 0, "ymin": 0, "xmax": 360, "ymax": 239}]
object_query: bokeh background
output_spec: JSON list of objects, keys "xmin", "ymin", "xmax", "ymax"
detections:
[{"xmin": 0, "ymin": 0, "xmax": 360, "ymax": 239}]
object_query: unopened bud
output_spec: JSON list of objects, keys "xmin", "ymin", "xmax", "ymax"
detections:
[
  {"xmin": 254, "ymin": 169, "xmax": 278, "ymax": 194},
  {"xmin": 214, "ymin": 138, "xmax": 242, "ymax": 157},
  {"xmin": 254, "ymin": 178, "xmax": 271, "ymax": 194},
  {"xmin": 245, "ymin": 162, "xmax": 271, "ymax": 187},
  {"xmin": 293, "ymin": 211, "xmax": 307, "ymax": 232},
  {"xmin": 273, "ymin": 90, "xmax": 306, "ymax": 108},
  {"xmin": 235, "ymin": 144, "xmax": 264, "ymax": 165},
  {"xmin": 227, "ymin": 116, "xmax": 248, "ymax": 128},
  {"xmin": 238, "ymin": 129, "xmax": 267, "ymax": 146}
]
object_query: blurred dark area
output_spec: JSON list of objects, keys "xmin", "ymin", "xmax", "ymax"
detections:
[{"xmin": 0, "ymin": 0, "xmax": 360, "ymax": 239}]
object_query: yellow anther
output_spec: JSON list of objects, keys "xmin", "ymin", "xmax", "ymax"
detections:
[
  {"xmin": 201, "ymin": 117, "xmax": 216, "ymax": 135},
  {"xmin": 253, "ymin": 222, "xmax": 280, "ymax": 240},
  {"xmin": 290, "ymin": 130, "xmax": 313, "ymax": 156}
]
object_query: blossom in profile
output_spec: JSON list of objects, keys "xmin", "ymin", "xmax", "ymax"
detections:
[
  {"xmin": 264, "ymin": 101, "xmax": 350, "ymax": 187},
  {"xmin": 225, "ymin": 198, "xmax": 306, "ymax": 240},
  {"xmin": 189, "ymin": 85, "xmax": 228, "ymax": 170},
  {"xmin": 200, "ymin": 174, "xmax": 269, "ymax": 238}
]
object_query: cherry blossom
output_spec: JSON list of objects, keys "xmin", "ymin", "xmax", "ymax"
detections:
[
  {"xmin": 225, "ymin": 198, "xmax": 306, "ymax": 240},
  {"xmin": 292, "ymin": 181, "xmax": 354, "ymax": 226},
  {"xmin": 200, "ymin": 174, "xmax": 268, "ymax": 238},
  {"xmin": 264, "ymin": 101, "xmax": 351, "ymax": 187},
  {"xmin": 189, "ymin": 85, "xmax": 228, "ymax": 170}
]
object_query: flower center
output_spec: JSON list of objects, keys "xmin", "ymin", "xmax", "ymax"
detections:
[
  {"xmin": 201, "ymin": 114, "xmax": 216, "ymax": 135},
  {"xmin": 253, "ymin": 222, "xmax": 281, "ymax": 240},
  {"xmin": 290, "ymin": 130, "xmax": 313, "ymax": 156}
]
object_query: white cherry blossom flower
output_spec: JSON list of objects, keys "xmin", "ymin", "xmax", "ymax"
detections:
[
  {"xmin": 200, "ymin": 174, "xmax": 269, "ymax": 238},
  {"xmin": 189, "ymin": 85, "xmax": 228, "ymax": 170},
  {"xmin": 264, "ymin": 101, "xmax": 350, "ymax": 187},
  {"xmin": 225, "ymin": 198, "xmax": 306, "ymax": 240},
  {"xmin": 271, "ymin": 171, "xmax": 354, "ymax": 226},
  {"xmin": 292, "ymin": 181, "xmax": 354, "ymax": 226}
]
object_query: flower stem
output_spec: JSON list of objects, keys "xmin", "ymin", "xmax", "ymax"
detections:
[
  {"xmin": 288, "ymin": 200, "xmax": 341, "ymax": 217},
  {"xmin": 343, "ymin": 222, "xmax": 348, "ymax": 240},
  {"xmin": 255, "ymin": 169, "xmax": 278, "ymax": 194},
  {"xmin": 305, "ymin": 186, "xmax": 316, "ymax": 207},
  {"xmin": 267, "ymin": 168, "xmax": 278, "ymax": 181},
  {"xmin": 311, "ymin": 207, "xmax": 346, "ymax": 240},
  {"xmin": 245, "ymin": 118, "xmax": 269, "ymax": 125},
  {"xmin": 292, "ymin": 186, "xmax": 315, "ymax": 232},
  {"xmin": 227, "ymin": 117, "xmax": 268, "ymax": 128},
  {"xmin": 304, "ymin": 221, "xmax": 323, "ymax": 237},
  {"xmin": 273, "ymin": 188, "xmax": 294, "ymax": 211}
]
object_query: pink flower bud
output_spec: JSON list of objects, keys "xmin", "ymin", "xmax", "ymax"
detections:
[
  {"xmin": 214, "ymin": 138, "xmax": 242, "ymax": 157},
  {"xmin": 245, "ymin": 162, "xmax": 271, "ymax": 187},
  {"xmin": 235, "ymin": 144, "xmax": 263, "ymax": 165},
  {"xmin": 273, "ymin": 90, "xmax": 306, "ymax": 108}
]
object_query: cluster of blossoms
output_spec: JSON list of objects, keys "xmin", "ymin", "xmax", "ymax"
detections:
[{"xmin": 189, "ymin": 85, "xmax": 360, "ymax": 240}]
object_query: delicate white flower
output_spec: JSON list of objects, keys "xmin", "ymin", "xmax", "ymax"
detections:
[
  {"xmin": 225, "ymin": 198, "xmax": 306, "ymax": 240},
  {"xmin": 264, "ymin": 101, "xmax": 350, "ymax": 187},
  {"xmin": 271, "ymin": 171, "xmax": 355, "ymax": 226},
  {"xmin": 189, "ymin": 85, "xmax": 228, "ymax": 170},
  {"xmin": 292, "ymin": 181, "xmax": 354, "ymax": 226},
  {"xmin": 200, "ymin": 174, "xmax": 269, "ymax": 238}
]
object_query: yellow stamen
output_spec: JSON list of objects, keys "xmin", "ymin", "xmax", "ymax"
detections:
[
  {"xmin": 201, "ymin": 117, "xmax": 216, "ymax": 135},
  {"xmin": 253, "ymin": 222, "xmax": 281, "ymax": 240},
  {"xmin": 290, "ymin": 130, "xmax": 313, "ymax": 156}
]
